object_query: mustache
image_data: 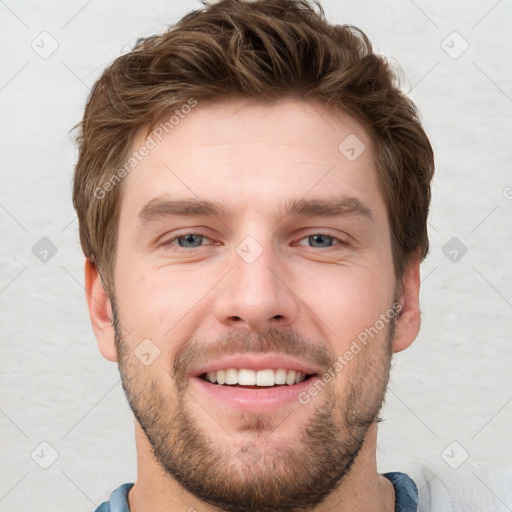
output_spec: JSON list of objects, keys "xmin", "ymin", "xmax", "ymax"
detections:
[{"xmin": 172, "ymin": 327, "xmax": 336, "ymax": 384}]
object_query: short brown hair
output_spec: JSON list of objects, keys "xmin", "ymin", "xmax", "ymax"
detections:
[{"xmin": 72, "ymin": 0, "xmax": 434, "ymax": 296}]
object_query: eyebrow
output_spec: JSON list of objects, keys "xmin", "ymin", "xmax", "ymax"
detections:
[
  {"xmin": 138, "ymin": 196, "xmax": 373, "ymax": 224},
  {"xmin": 280, "ymin": 197, "xmax": 373, "ymax": 220}
]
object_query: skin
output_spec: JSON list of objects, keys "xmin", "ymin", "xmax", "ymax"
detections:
[{"xmin": 85, "ymin": 98, "xmax": 421, "ymax": 512}]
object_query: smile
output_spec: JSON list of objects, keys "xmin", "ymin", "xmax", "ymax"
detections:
[{"xmin": 200, "ymin": 368, "xmax": 311, "ymax": 387}]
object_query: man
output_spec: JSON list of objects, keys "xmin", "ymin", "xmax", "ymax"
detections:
[{"xmin": 72, "ymin": 0, "xmax": 434, "ymax": 510}]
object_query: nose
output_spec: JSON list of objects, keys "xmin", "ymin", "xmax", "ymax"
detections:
[{"xmin": 213, "ymin": 237, "xmax": 300, "ymax": 333}]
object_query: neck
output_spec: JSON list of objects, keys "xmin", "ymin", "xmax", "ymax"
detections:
[{"xmin": 127, "ymin": 421, "xmax": 395, "ymax": 512}]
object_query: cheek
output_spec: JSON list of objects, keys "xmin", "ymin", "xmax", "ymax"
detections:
[
  {"xmin": 299, "ymin": 263, "xmax": 394, "ymax": 343},
  {"xmin": 114, "ymin": 260, "xmax": 214, "ymax": 338}
]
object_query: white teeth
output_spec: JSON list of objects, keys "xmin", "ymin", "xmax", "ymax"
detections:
[
  {"xmin": 256, "ymin": 369, "xmax": 275, "ymax": 387},
  {"xmin": 285, "ymin": 370, "xmax": 296, "ymax": 385},
  {"xmin": 274, "ymin": 368, "xmax": 287, "ymax": 385},
  {"xmin": 225, "ymin": 368, "xmax": 238, "ymax": 385},
  {"xmin": 238, "ymin": 369, "xmax": 256, "ymax": 385},
  {"xmin": 203, "ymin": 368, "xmax": 308, "ymax": 386},
  {"xmin": 216, "ymin": 369, "xmax": 226, "ymax": 385}
]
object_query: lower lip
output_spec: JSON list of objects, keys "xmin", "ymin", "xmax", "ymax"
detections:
[{"xmin": 189, "ymin": 376, "xmax": 319, "ymax": 414}]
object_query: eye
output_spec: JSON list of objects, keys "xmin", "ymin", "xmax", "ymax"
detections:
[
  {"xmin": 162, "ymin": 232, "xmax": 215, "ymax": 249},
  {"xmin": 160, "ymin": 231, "xmax": 347, "ymax": 251},
  {"xmin": 296, "ymin": 233, "xmax": 345, "ymax": 248}
]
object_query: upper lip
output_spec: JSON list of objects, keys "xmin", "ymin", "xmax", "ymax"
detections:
[{"xmin": 189, "ymin": 353, "xmax": 322, "ymax": 378}]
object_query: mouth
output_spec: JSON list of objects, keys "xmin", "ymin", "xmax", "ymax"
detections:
[
  {"xmin": 188, "ymin": 353, "xmax": 322, "ymax": 413},
  {"xmin": 199, "ymin": 368, "xmax": 315, "ymax": 389}
]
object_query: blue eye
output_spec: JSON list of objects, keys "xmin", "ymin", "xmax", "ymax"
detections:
[
  {"xmin": 175, "ymin": 234, "xmax": 205, "ymax": 248},
  {"xmin": 297, "ymin": 233, "xmax": 342, "ymax": 248},
  {"xmin": 161, "ymin": 232, "xmax": 345, "ymax": 251},
  {"xmin": 304, "ymin": 234, "xmax": 336, "ymax": 248},
  {"xmin": 164, "ymin": 233, "xmax": 213, "ymax": 249}
]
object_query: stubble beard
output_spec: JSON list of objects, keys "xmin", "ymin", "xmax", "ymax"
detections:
[{"xmin": 112, "ymin": 302, "xmax": 394, "ymax": 512}]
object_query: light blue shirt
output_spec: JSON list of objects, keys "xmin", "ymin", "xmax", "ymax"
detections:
[{"xmin": 94, "ymin": 472, "xmax": 419, "ymax": 511}]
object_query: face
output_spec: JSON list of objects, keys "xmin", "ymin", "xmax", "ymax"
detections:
[{"xmin": 109, "ymin": 98, "xmax": 403, "ymax": 511}]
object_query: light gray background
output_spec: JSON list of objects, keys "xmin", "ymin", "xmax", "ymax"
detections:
[{"xmin": 1, "ymin": 0, "xmax": 511, "ymax": 510}]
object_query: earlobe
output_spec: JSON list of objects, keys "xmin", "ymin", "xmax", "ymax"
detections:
[
  {"xmin": 84, "ymin": 259, "xmax": 117, "ymax": 362},
  {"xmin": 392, "ymin": 257, "xmax": 422, "ymax": 354}
]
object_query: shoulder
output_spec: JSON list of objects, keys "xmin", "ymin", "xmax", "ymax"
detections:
[
  {"xmin": 383, "ymin": 472, "xmax": 419, "ymax": 511},
  {"xmin": 94, "ymin": 483, "xmax": 134, "ymax": 512}
]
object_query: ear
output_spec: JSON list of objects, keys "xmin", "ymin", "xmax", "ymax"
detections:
[
  {"xmin": 84, "ymin": 259, "xmax": 117, "ymax": 362},
  {"xmin": 392, "ymin": 256, "xmax": 422, "ymax": 354}
]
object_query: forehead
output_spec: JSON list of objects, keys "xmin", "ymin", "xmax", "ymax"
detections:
[{"xmin": 119, "ymin": 98, "xmax": 385, "ymax": 222}]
